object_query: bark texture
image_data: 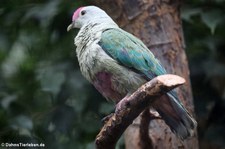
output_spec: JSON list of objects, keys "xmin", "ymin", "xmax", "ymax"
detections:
[
  {"xmin": 92, "ymin": 0, "xmax": 199, "ymax": 148},
  {"xmin": 95, "ymin": 75, "xmax": 185, "ymax": 149}
]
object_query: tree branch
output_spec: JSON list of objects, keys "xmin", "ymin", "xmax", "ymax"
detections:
[
  {"xmin": 139, "ymin": 108, "xmax": 161, "ymax": 149},
  {"xmin": 95, "ymin": 74, "xmax": 185, "ymax": 149}
]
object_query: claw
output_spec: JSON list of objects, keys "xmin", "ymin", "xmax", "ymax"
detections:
[{"xmin": 101, "ymin": 113, "xmax": 114, "ymax": 124}]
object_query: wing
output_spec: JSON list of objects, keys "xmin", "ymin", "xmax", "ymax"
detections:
[{"xmin": 98, "ymin": 28, "xmax": 167, "ymax": 80}]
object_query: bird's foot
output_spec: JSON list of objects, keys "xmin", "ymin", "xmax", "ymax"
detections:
[{"xmin": 101, "ymin": 113, "xmax": 114, "ymax": 124}]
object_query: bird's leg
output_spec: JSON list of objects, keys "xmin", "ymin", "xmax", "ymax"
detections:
[
  {"xmin": 101, "ymin": 113, "xmax": 114, "ymax": 124},
  {"xmin": 102, "ymin": 94, "xmax": 131, "ymax": 124}
]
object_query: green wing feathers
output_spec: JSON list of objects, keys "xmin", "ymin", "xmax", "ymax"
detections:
[{"xmin": 99, "ymin": 28, "xmax": 166, "ymax": 79}]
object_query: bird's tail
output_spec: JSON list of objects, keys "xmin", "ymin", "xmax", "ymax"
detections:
[{"xmin": 152, "ymin": 91, "xmax": 197, "ymax": 140}]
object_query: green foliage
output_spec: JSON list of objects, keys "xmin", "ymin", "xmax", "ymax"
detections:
[
  {"xmin": 182, "ymin": 0, "xmax": 225, "ymax": 148},
  {"xmin": 0, "ymin": 0, "xmax": 114, "ymax": 148}
]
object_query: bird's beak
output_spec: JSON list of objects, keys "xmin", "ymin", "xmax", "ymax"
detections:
[{"xmin": 67, "ymin": 22, "xmax": 74, "ymax": 32}]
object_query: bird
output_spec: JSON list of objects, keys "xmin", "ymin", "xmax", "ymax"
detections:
[{"xmin": 67, "ymin": 6, "xmax": 197, "ymax": 140}]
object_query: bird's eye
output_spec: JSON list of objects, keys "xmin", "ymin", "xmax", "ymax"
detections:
[{"xmin": 81, "ymin": 10, "xmax": 86, "ymax": 16}]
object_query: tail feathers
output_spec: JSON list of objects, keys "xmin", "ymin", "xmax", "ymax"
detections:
[{"xmin": 152, "ymin": 92, "xmax": 197, "ymax": 140}]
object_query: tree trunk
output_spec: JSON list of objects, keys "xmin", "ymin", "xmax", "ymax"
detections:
[{"xmin": 92, "ymin": 0, "xmax": 199, "ymax": 148}]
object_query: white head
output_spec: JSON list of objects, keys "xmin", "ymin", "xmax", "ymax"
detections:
[{"xmin": 67, "ymin": 6, "xmax": 116, "ymax": 31}]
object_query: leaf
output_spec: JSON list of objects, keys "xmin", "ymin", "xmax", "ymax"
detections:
[
  {"xmin": 10, "ymin": 115, "xmax": 33, "ymax": 137},
  {"xmin": 36, "ymin": 63, "xmax": 66, "ymax": 97},
  {"xmin": 1, "ymin": 41, "xmax": 27, "ymax": 78},
  {"xmin": 181, "ymin": 7, "xmax": 201, "ymax": 22},
  {"xmin": 201, "ymin": 10, "xmax": 223, "ymax": 34},
  {"xmin": 1, "ymin": 95, "xmax": 17, "ymax": 109},
  {"xmin": 12, "ymin": 115, "xmax": 33, "ymax": 130},
  {"xmin": 22, "ymin": 0, "xmax": 60, "ymax": 28}
]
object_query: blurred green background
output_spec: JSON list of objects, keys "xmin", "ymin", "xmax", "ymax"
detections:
[{"xmin": 0, "ymin": 0, "xmax": 225, "ymax": 149}]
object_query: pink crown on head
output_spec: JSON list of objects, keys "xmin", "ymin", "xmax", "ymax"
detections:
[{"xmin": 72, "ymin": 7, "xmax": 84, "ymax": 21}]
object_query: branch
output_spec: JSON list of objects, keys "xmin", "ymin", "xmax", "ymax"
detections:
[
  {"xmin": 95, "ymin": 74, "xmax": 185, "ymax": 149},
  {"xmin": 139, "ymin": 108, "xmax": 161, "ymax": 149}
]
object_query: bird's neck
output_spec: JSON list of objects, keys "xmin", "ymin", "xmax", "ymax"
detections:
[
  {"xmin": 74, "ymin": 20, "xmax": 118, "ymax": 47},
  {"xmin": 73, "ymin": 20, "xmax": 118, "ymax": 82}
]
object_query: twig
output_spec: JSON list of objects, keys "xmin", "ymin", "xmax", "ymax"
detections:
[{"xmin": 139, "ymin": 108, "xmax": 161, "ymax": 149}]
